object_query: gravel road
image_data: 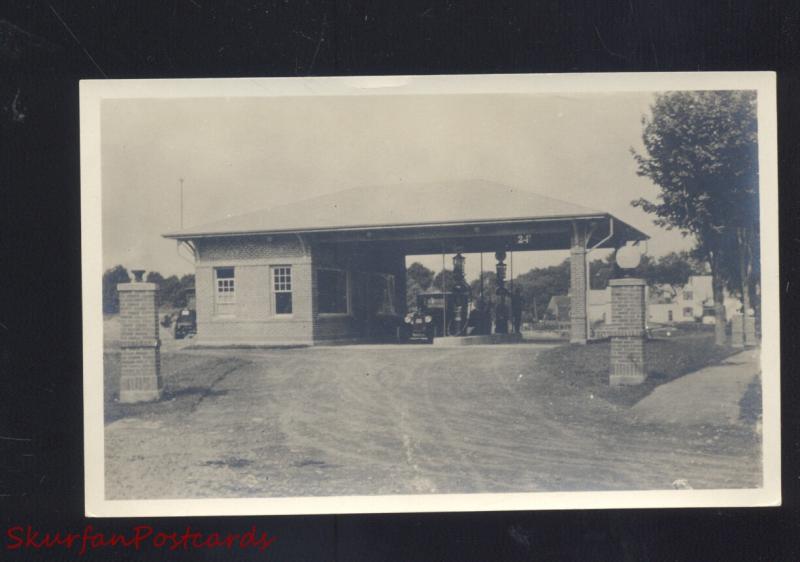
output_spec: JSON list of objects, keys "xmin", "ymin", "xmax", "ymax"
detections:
[{"xmin": 105, "ymin": 345, "xmax": 761, "ymax": 500}]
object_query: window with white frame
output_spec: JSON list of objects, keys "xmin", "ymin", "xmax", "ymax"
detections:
[
  {"xmin": 272, "ymin": 266, "xmax": 292, "ymax": 315},
  {"xmin": 318, "ymin": 269, "xmax": 349, "ymax": 314},
  {"xmin": 214, "ymin": 267, "xmax": 235, "ymax": 314}
]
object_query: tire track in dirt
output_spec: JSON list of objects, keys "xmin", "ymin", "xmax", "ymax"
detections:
[
  {"xmin": 411, "ymin": 350, "xmax": 496, "ymax": 492},
  {"xmin": 431, "ymin": 348, "xmax": 679, "ymax": 490},
  {"xmin": 446, "ymin": 348, "xmax": 598, "ymax": 490},
  {"xmin": 332, "ymin": 350, "xmax": 440, "ymax": 494},
  {"xmin": 262, "ymin": 349, "xmax": 426, "ymax": 495}
]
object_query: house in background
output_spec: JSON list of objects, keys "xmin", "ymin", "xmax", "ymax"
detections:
[
  {"xmin": 545, "ymin": 295, "xmax": 571, "ymax": 322},
  {"xmin": 549, "ymin": 275, "xmax": 744, "ymax": 329},
  {"xmin": 588, "ymin": 288, "xmax": 611, "ymax": 325},
  {"xmin": 647, "ymin": 275, "xmax": 742, "ymax": 325},
  {"xmin": 545, "ymin": 289, "xmax": 611, "ymax": 324}
]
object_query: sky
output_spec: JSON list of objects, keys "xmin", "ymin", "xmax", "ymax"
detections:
[{"xmin": 101, "ymin": 91, "xmax": 693, "ymax": 280}]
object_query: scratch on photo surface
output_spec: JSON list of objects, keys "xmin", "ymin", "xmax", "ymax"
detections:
[
  {"xmin": 48, "ymin": 3, "xmax": 108, "ymax": 77},
  {"xmin": 593, "ymin": 24, "xmax": 628, "ymax": 61},
  {"xmin": 308, "ymin": 13, "xmax": 328, "ymax": 72}
]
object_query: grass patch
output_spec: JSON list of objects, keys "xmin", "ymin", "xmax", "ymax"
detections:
[
  {"xmin": 535, "ymin": 334, "xmax": 739, "ymax": 408},
  {"xmin": 104, "ymin": 351, "xmax": 248, "ymax": 423}
]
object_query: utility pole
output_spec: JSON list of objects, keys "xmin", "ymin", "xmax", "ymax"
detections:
[{"xmin": 175, "ymin": 177, "xmax": 196, "ymax": 265}]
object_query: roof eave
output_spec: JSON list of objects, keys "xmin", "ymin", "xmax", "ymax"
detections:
[{"xmin": 161, "ymin": 212, "xmax": 620, "ymax": 241}]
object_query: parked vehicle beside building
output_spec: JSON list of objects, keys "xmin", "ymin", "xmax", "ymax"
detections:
[{"xmin": 173, "ymin": 289, "xmax": 197, "ymax": 339}]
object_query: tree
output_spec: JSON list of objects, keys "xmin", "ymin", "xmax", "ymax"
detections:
[
  {"xmin": 145, "ymin": 271, "xmax": 164, "ymax": 285},
  {"xmin": 432, "ymin": 268, "xmax": 457, "ymax": 293},
  {"xmin": 102, "ymin": 265, "xmax": 130, "ymax": 314},
  {"xmin": 407, "ymin": 262, "xmax": 434, "ymax": 290},
  {"xmin": 511, "ymin": 259, "xmax": 571, "ymax": 321},
  {"xmin": 158, "ymin": 275, "xmax": 183, "ymax": 308},
  {"xmin": 406, "ymin": 262, "xmax": 435, "ymax": 308},
  {"xmin": 632, "ymin": 91, "xmax": 759, "ymax": 344},
  {"xmin": 175, "ymin": 274, "xmax": 196, "ymax": 308},
  {"xmin": 589, "ymin": 255, "xmax": 616, "ymax": 290},
  {"xmin": 133, "ymin": 271, "xmax": 196, "ymax": 309},
  {"xmin": 648, "ymin": 251, "xmax": 703, "ymax": 296},
  {"xmin": 470, "ymin": 271, "xmax": 498, "ymax": 302}
]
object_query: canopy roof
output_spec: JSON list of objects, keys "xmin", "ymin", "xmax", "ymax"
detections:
[{"xmin": 164, "ymin": 180, "xmax": 648, "ymax": 249}]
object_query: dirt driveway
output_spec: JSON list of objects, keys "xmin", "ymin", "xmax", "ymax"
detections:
[{"xmin": 104, "ymin": 345, "xmax": 761, "ymax": 500}]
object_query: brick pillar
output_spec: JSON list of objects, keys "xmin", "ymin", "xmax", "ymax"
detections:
[
  {"xmin": 569, "ymin": 224, "xmax": 588, "ymax": 344},
  {"xmin": 608, "ymin": 278, "xmax": 647, "ymax": 386},
  {"xmin": 117, "ymin": 280, "xmax": 162, "ymax": 403}
]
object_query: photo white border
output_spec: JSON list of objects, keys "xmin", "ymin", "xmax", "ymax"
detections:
[{"xmin": 81, "ymin": 72, "xmax": 780, "ymax": 517}]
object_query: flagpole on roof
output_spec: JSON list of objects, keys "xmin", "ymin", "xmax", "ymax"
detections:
[{"xmin": 175, "ymin": 177, "xmax": 196, "ymax": 265}]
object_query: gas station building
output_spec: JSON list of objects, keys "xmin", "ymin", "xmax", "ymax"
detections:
[{"xmin": 163, "ymin": 180, "xmax": 647, "ymax": 346}]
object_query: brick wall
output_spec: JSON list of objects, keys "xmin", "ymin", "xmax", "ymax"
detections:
[
  {"xmin": 608, "ymin": 278, "xmax": 647, "ymax": 385},
  {"xmin": 117, "ymin": 282, "xmax": 162, "ymax": 402},
  {"xmin": 119, "ymin": 287, "xmax": 159, "ymax": 341},
  {"xmin": 196, "ymin": 234, "xmax": 306, "ymax": 261},
  {"xmin": 610, "ymin": 280, "xmax": 646, "ymax": 328},
  {"xmin": 192, "ymin": 235, "xmax": 408, "ymax": 345},
  {"xmin": 569, "ymin": 246, "xmax": 587, "ymax": 344},
  {"xmin": 195, "ymin": 235, "xmax": 314, "ymax": 345}
]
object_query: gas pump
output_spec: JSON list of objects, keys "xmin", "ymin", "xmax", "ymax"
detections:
[
  {"xmin": 449, "ymin": 252, "xmax": 471, "ymax": 336},
  {"xmin": 494, "ymin": 250, "xmax": 510, "ymax": 334}
]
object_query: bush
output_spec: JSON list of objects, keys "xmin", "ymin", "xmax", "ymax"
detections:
[{"xmin": 102, "ymin": 265, "xmax": 130, "ymax": 314}]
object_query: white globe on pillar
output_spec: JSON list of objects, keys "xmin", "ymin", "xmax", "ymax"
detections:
[{"xmin": 615, "ymin": 245, "xmax": 642, "ymax": 270}]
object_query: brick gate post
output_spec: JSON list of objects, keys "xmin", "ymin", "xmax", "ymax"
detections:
[
  {"xmin": 117, "ymin": 272, "xmax": 162, "ymax": 403},
  {"xmin": 608, "ymin": 278, "xmax": 647, "ymax": 386},
  {"xmin": 569, "ymin": 222, "xmax": 588, "ymax": 345}
]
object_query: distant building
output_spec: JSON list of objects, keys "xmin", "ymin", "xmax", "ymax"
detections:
[
  {"xmin": 547, "ymin": 289, "xmax": 614, "ymax": 326},
  {"xmin": 548, "ymin": 275, "xmax": 743, "ymax": 329},
  {"xmin": 589, "ymin": 288, "xmax": 611, "ymax": 324},
  {"xmin": 545, "ymin": 295, "xmax": 571, "ymax": 321},
  {"xmin": 647, "ymin": 275, "xmax": 741, "ymax": 325}
]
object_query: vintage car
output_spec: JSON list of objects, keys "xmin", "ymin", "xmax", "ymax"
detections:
[
  {"xmin": 404, "ymin": 295, "xmax": 436, "ymax": 343},
  {"xmin": 173, "ymin": 307, "xmax": 197, "ymax": 339},
  {"xmin": 410, "ymin": 291, "xmax": 473, "ymax": 338},
  {"xmin": 173, "ymin": 288, "xmax": 197, "ymax": 339}
]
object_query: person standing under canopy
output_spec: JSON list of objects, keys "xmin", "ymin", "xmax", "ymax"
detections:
[{"xmin": 511, "ymin": 287, "xmax": 524, "ymax": 335}]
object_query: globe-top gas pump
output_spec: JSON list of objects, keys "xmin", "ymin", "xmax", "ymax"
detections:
[
  {"xmin": 494, "ymin": 250, "xmax": 510, "ymax": 334},
  {"xmin": 450, "ymin": 251, "xmax": 471, "ymax": 336}
]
